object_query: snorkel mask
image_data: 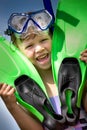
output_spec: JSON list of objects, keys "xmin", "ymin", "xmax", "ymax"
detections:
[{"xmin": 7, "ymin": 9, "xmax": 54, "ymax": 37}]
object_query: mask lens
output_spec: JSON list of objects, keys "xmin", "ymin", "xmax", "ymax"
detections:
[
  {"xmin": 32, "ymin": 10, "xmax": 52, "ymax": 30},
  {"xmin": 10, "ymin": 15, "xmax": 28, "ymax": 32}
]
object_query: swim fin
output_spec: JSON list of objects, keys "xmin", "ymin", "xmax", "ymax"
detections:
[{"xmin": 52, "ymin": 0, "xmax": 87, "ymax": 125}]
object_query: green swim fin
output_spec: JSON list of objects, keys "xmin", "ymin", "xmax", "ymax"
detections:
[{"xmin": 52, "ymin": 0, "xmax": 87, "ymax": 125}]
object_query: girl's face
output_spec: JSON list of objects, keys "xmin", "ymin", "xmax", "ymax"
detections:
[{"xmin": 16, "ymin": 32, "xmax": 52, "ymax": 70}]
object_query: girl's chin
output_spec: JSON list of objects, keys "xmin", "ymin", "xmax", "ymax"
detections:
[{"xmin": 37, "ymin": 62, "xmax": 51, "ymax": 70}]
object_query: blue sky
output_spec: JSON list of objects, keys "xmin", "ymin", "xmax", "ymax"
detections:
[{"xmin": 0, "ymin": 0, "xmax": 58, "ymax": 130}]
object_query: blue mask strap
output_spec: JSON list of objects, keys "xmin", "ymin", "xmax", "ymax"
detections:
[{"xmin": 43, "ymin": 0, "xmax": 55, "ymax": 31}]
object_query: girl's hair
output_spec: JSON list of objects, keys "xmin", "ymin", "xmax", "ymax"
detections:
[{"xmin": 5, "ymin": 27, "xmax": 53, "ymax": 45}]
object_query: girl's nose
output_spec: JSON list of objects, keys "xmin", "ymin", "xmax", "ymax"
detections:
[{"xmin": 35, "ymin": 45, "xmax": 44, "ymax": 53}]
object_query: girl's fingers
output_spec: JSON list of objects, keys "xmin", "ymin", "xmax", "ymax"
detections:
[
  {"xmin": 0, "ymin": 83, "xmax": 7, "ymax": 95},
  {"xmin": 81, "ymin": 53, "xmax": 87, "ymax": 57},
  {"xmin": 2, "ymin": 85, "xmax": 14, "ymax": 95},
  {"xmin": 80, "ymin": 57, "xmax": 87, "ymax": 63},
  {"xmin": 80, "ymin": 49, "xmax": 87, "ymax": 63},
  {"xmin": 7, "ymin": 87, "xmax": 15, "ymax": 95},
  {"xmin": 81, "ymin": 49, "xmax": 87, "ymax": 54},
  {"xmin": 0, "ymin": 83, "xmax": 15, "ymax": 96}
]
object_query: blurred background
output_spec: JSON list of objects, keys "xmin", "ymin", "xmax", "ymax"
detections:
[{"xmin": 0, "ymin": 0, "xmax": 58, "ymax": 130}]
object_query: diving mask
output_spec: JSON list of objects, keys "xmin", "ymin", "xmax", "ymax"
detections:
[{"xmin": 8, "ymin": 9, "xmax": 53, "ymax": 35}]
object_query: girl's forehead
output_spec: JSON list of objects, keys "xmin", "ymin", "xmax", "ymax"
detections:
[
  {"xmin": 20, "ymin": 28, "xmax": 49, "ymax": 38},
  {"xmin": 22, "ymin": 31, "xmax": 49, "ymax": 42},
  {"xmin": 15, "ymin": 29, "xmax": 50, "ymax": 46},
  {"xmin": 15, "ymin": 28, "xmax": 49, "ymax": 40}
]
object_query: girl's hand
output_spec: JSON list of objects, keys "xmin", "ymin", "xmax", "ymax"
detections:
[
  {"xmin": 0, "ymin": 83, "xmax": 16, "ymax": 109},
  {"xmin": 80, "ymin": 49, "xmax": 87, "ymax": 63}
]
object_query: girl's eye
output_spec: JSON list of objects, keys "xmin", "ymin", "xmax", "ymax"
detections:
[
  {"xmin": 41, "ymin": 38, "xmax": 48, "ymax": 43},
  {"xmin": 25, "ymin": 44, "xmax": 33, "ymax": 49}
]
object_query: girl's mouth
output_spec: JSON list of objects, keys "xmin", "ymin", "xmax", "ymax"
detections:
[{"xmin": 36, "ymin": 53, "xmax": 49, "ymax": 64}]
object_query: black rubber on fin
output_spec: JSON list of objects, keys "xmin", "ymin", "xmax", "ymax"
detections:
[{"xmin": 58, "ymin": 58, "xmax": 81, "ymax": 125}]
